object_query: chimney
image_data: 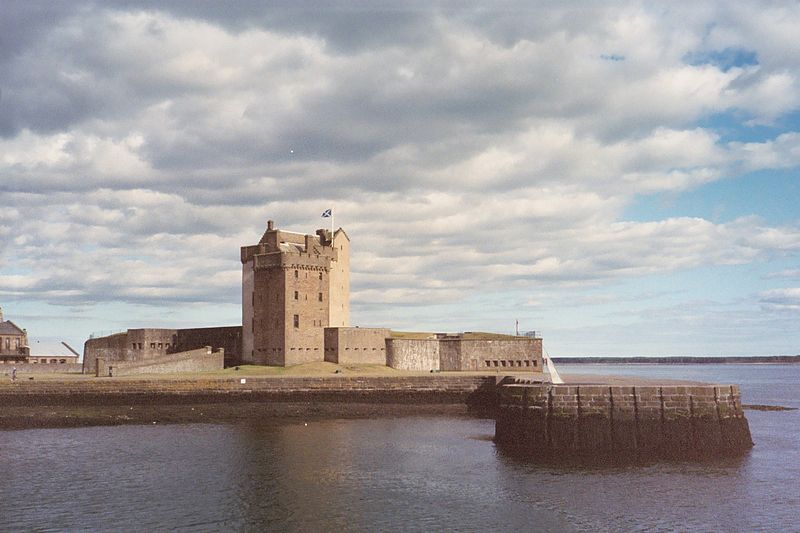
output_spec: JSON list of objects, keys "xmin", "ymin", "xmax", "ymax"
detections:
[
  {"xmin": 0, "ymin": 307, "xmax": 3, "ymax": 322},
  {"xmin": 267, "ymin": 220, "xmax": 274, "ymax": 231}
]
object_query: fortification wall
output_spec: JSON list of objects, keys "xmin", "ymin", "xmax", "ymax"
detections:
[
  {"xmin": 495, "ymin": 382, "xmax": 753, "ymax": 459},
  {"xmin": 174, "ymin": 326, "xmax": 242, "ymax": 366},
  {"xmin": 1, "ymin": 363, "xmax": 83, "ymax": 374},
  {"xmin": 328, "ymin": 230, "xmax": 349, "ymax": 327},
  {"xmin": 83, "ymin": 333, "xmax": 130, "ymax": 374},
  {"xmin": 386, "ymin": 339, "xmax": 440, "ymax": 371},
  {"xmin": 324, "ymin": 327, "xmax": 390, "ymax": 365},
  {"xmin": 95, "ymin": 347, "xmax": 224, "ymax": 377},
  {"xmin": 462, "ymin": 339, "xmax": 542, "ymax": 371},
  {"xmin": 128, "ymin": 329, "xmax": 178, "ymax": 360},
  {"xmin": 439, "ymin": 340, "xmax": 462, "ymax": 370}
]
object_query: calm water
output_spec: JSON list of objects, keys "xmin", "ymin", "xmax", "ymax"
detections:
[{"xmin": 1, "ymin": 364, "xmax": 798, "ymax": 532}]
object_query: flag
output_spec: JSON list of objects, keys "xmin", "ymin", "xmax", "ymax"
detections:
[{"xmin": 321, "ymin": 209, "xmax": 332, "ymax": 218}]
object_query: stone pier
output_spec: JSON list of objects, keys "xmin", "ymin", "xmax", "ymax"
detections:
[{"xmin": 495, "ymin": 380, "xmax": 754, "ymax": 459}]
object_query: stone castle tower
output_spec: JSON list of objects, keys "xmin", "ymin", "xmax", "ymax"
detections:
[{"xmin": 240, "ymin": 220, "xmax": 350, "ymax": 365}]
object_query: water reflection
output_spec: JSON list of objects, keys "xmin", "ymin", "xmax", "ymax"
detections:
[{"xmin": 1, "ymin": 363, "xmax": 799, "ymax": 532}]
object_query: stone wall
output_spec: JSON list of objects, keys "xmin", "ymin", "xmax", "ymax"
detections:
[
  {"xmin": 0, "ymin": 375, "xmax": 500, "ymax": 409},
  {"xmin": 241, "ymin": 221, "xmax": 350, "ymax": 367},
  {"xmin": 83, "ymin": 332, "xmax": 130, "ymax": 374},
  {"xmin": 327, "ymin": 229, "xmax": 349, "ymax": 327},
  {"xmin": 128, "ymin": 329, "xmax": 177, "ymax": 360},
  {"xmin": 95, "ymin": 347, "xmax": 224, "ymax": 377},
  {"xmin": 324, "ymin": 327, "xmax": 390, "ymax": 365},
  {"xmin": 460, "ymin": 338, "xmax": 542, "ymax": 371},
  {"xmin": 0, "ymin": 363, "xmax": 83, "ymax": 374},
  {"xmin": 174, "ymin": 326, "xmax": 242, "ymax": 366},
  {"xmin": 495, "ymin": 382, "xmax": 753, "ymax": 459},
  {"xmin": 387, "ymin": 336, "xmax": 543, "ymax": 372},
  {"xmin": 386, "ymin": 339, "xmax": 440, "ymax": 371}
]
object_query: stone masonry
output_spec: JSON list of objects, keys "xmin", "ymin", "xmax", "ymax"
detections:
[
  {"xmin": 494, "ymin": 381, "xmax": 753, "ymax": 458},
  {"xmin": 241, "ymin": 220, "xmax": 349, "ymax": 366}
]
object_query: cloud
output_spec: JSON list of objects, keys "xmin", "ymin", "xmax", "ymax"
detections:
[
  {"xmin": 759, "ymin": 287, "xmax": 800, "ymax": 311},
  {"xmin": 0, "ymin": 2, "xmax": 798, "ymax": 355}
]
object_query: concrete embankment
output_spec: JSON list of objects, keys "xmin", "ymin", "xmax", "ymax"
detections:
[{"xmin": 494, "ymin": 380, "xmax": 754, "ymax": 459}]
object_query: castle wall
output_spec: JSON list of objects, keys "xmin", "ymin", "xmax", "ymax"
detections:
[
  {"xmin": 283, "ymin": 252, "xmax": 329, "ymax": 366},
  {"xmin": 438, "ymin": 340, "xmax": 462, "ymax": 370},
  {"xmin": 83, "ymin": 332, "xmax": 130, "ymax": 374},
  {"xmin": 1, "ymin": 363, "xmax": 83, "ymax": 374},
  {"xmin": 461, "ymin": 338, "xmax": 542, "ymax": 372},
  {"xmin": 96, "ymin": 347, "xmax": 224, "ymax": 376},
  {"xmin": 324, "ymin": 327, "xmax": 390, "ymax": 365},
  {"xmin": 173, "ymin": 326, "xmax": 242, "ymax": 366},
  {"xmin": 83, "ymin": 328, "xmax": 210, "ymax": 374},
  {"xmin": 242, "ymin": 258, "xmax": 255, "ymax": 364},
  {"xmin": 127, "ymin": 329, "xmax": 178, "ymax": 361},
  {"xmin": 386, "ymin": 336, "xmax": 543, "ymax": 372},
  {"xmin": 328, "ymin": 230, "xmax": 349, "ymax": 327},
  {"xmin": 253, "ymin": 260, "xmax": 286, "ymax": 366},
  {"xmin": 386, "ymin": 339, "xmax": 440, "ymax": 371}
]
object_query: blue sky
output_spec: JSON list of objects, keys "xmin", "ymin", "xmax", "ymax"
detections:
[{"xmin": 0, "ymin": 1, "xmax": 799, "ymax": 357}]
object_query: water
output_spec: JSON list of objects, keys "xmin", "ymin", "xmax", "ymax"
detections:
[{"xmin": 1, "ymin": 365, "xmax": 798, "ymax": 532}]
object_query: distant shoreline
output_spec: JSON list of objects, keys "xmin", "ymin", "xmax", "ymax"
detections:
[{"xmin": 553, "ymin": 355, "xmax": 800, "ymax": 364}]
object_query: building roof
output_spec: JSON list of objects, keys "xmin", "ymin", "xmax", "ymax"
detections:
[{"xmin": 0, "ymin": 320, "xmax": 25, "ymax": 336}]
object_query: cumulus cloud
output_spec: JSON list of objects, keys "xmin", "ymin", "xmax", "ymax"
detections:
[
  {"xmin": 0, "ymin": 1, "xmax": 799, "ymax": 354},
  {"xmin": 759, "ymin": 288, "xmax": 800, "ymax": 311}
]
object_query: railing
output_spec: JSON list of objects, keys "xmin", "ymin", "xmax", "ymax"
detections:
[{"xmin": 88, "ymin": 329, "xmax": 127, "ymax": 339}]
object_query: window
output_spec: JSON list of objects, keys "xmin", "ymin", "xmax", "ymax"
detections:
[
  {"xmin": 293, "ymin": 315, "xmax": 299, "ymax": 328},
  {"xmin": 294, "ymin": 270, "xmax": 298, "ymax": 278},
  {"xmin": 294, "ymin": 291, "xmax": 299, "ymax": 300},
  {"xmin": 60, "ymin": 359, "xmax": 66, "ymax": 364},
  {"xmin": 132, "ymin": 343, "xmax": 137, "ymax": 350},
  {"xmin": 150, "ymin": 343, "xmax": 156, "ymax": 349},
  {"xmin": 318, "ymin": 292, "xmax": 323, "ymax": 302}
]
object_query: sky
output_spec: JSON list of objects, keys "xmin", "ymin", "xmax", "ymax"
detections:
[{"xmin": 1, "ymin": 1, "xmax": 799, "ymax": 357}]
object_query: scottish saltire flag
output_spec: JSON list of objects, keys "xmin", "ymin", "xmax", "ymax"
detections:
[{"xmin": 321, "ymin": 209, "xmax": 332, "ymax": 217}]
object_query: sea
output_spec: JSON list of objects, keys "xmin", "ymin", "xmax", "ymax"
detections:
[{"xmin": 0, "ymin": 364, "xmax": 798, "ymax": 532}]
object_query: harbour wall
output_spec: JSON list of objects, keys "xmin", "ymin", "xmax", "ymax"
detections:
[
  {"xmin": 495, "ymin": 382, "xmax": 753, "ymax": 459},
  {"xmin": 0, "ymin": 375, "xmax": 500, "ymax": 407}
]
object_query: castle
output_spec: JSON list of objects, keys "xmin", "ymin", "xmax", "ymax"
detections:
[
  {"xmin": 83, "ymin": 220, "xmax": 542, "ymax": 374},
  {"xmin": 240, "ymin": 220, "xmax": 349, "ymax": 365}
]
